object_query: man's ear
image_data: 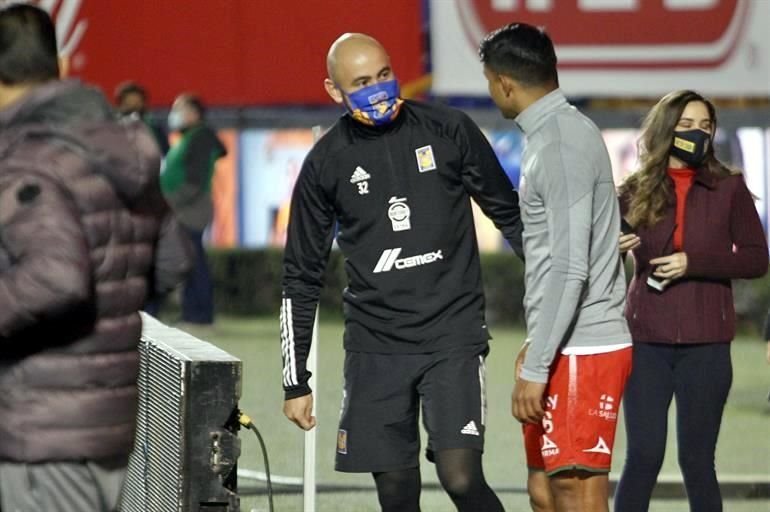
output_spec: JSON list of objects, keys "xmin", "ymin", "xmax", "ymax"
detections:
[
  {"xmin": 324, "ymin": 78, "xmax": 344, "ymax": 105},
  {"xmin": 58, "ymin": 56, "xmax": 71, "ymax": 78},
  {"xmin": 499, "ymin": 74, "xmax": 517, "ymax": 99}
]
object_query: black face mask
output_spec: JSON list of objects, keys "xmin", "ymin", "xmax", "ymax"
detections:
[{"xmin": 671, "ymin": 129, "xmax": 710, "ymax": 168}]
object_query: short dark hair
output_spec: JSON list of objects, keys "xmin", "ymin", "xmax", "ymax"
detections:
[
  {"xmin": 479, "ymin": 23, "xmax": 558, "ymax": 88},
  {"xmin": 178, "ymin": 93, "xmax": 205, "ymax": 117},
  {"xmin": 0, "ymin": 4, "xmax": 59, "ymax": 85},
  {"xmin": 115, "ymin": 81, "xmax": 148, "ymax": 104}
]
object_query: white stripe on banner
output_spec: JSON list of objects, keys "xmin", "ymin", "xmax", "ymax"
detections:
[{"xmin": 479, "ymin": 355, "xmax": 487, "ymax": 427}]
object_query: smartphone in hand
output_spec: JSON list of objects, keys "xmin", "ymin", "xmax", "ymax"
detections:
[{"xmin": 646, "ymin": 275, "xmax": 667, "ymax": 291}]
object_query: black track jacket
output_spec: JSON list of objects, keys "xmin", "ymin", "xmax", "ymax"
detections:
[{"xmin": 281, "ymin": 100, "xmax": 523, "ymax": 399}]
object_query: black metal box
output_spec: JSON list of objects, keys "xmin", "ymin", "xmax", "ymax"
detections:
[{"xmin": 122, "ymin": 315, "xmax": 242, "ymax": 512}]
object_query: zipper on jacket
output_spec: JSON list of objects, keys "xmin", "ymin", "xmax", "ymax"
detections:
[
  {"xmin": 674, "ymin": 178, "xmax": 697, "ymax": 343},
  {"xmin": 383, "ymin": 131, "xmax": 405, "ymax": 194}
]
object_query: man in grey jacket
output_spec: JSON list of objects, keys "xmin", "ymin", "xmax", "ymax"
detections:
[
  {"xmin": 480, "ymin": 23, "xmax": 631, "ymax": 512},
  {"xmin": 0, "ymin": 5, "xmax": 190, "ymax": 511}
]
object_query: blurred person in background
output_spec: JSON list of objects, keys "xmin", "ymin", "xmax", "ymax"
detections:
[
  {"xmin": 480, "ymin": 23, "xmax": 632, "ymax": 512},
  {"xmin": 615, "ymin": 90, "xmax": 769, "ymax": 512},
  {"xmin": 0, "ymin": 5, "xmax": 190, "ymax": 511},
  {"xmin": 281, "ymin": 32, "xmax": 524, "ymax": 512},
  {"xmin": 159, "ymin": 93, "xmax": 226, "ymax": 328},
  {"xmin": 115, "ymin": 80, "xmax": 170, "ymax": 155}
]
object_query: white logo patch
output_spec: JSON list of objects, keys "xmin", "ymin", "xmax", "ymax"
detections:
[
  {"xmin": 350, "ymin": 166, "xmax": 371, "ymax": 195},
  {"xmin": 372, "ymin": 248, "xmax": 443, "ymax": 273},
  {"xmin": 461, "ymin": 421, "xmax": 480, "ymax": 436},
  {"xmin": 350, "ymin": 166, "xmax": 371, "ymax": 183},
  {"xmin": 600, "ymin": 394, "xmax": 614, "ymax": 411},
  {"xmin": 541, "ymin": 435, "xmax": 560, "ymax": 457},
  {"xmin": 388, "ymin": 196, "xmax": 411, "ymax": 232},
  {"xmin": 583, "ymin": 436, "xmax": 612, "ymax": 455},
  {"xmin": 415, "ymin": 145, "xmax": 437, "ymax": 173},
  {"xmin": 589, "ymin": 394, "xmax": 618, "ymax": 421}
]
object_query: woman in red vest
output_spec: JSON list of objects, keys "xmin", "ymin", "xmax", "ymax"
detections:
[{"xmin": 614, "ymin": 90, "xmax": 768, "ymax": 512}]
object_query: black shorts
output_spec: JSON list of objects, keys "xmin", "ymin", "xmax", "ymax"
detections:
[{"xmin": 335, "ymin": 343, "xmax": 489, "ymax": 473}]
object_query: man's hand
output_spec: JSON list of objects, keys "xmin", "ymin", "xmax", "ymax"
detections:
[
  {"xmin": 283, "ymin": 394, "xmax": 317, "ymax": 431},
  {"xmin": 651, "ymin": 252, "xmax": 688, "ymax": 281},
  {"xmin": 619, "ymin": 233, "xmax": 641, "ymax": 254},
  {"xmin": 512, "ymin": 377, "xmax": 547, "ymax": 424},
  {"xmin": 515, "ymin": 342, "xmax": 529, "ymax": 379}
]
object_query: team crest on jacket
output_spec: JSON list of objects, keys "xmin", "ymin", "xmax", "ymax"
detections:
[
  {"xmin": 388, "ymin": 196, "xmax": 411, "ymax": 231},
  {"xmin": 415, "ymin": 145, "xmax": 437, "ymax": 173}
]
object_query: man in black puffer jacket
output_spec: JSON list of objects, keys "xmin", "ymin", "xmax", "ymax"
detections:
[{"xmin": 0, "ymin": 5, "xmax": 191, "ymax": 511}]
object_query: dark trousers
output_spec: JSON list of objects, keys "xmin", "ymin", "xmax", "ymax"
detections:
[
  {"xmin": 142, "ymin": 229, "xmax": 214, "ymax": 324},
  {"xmin": 181, "ymin": 228, "xmax": 214, "ymax": 324},
  {"xmin": 614, "ymin": 342, "xmax": 732, "ymax": 512}
]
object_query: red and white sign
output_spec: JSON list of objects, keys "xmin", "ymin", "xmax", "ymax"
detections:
[
  {"xmin": 13, "ymin": 0, "xmax": 424, "ymax": 107},
  {"xmin": 17, "ymin": 0, "xmax": 88, "ymax": 58},
  {"xmin": 431, "ymin": 0, "xmax": 770, "ymax": 97}
]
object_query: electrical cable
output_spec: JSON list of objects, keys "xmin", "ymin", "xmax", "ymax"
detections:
[{"xmin": 238, "ymin": 411, "xmax": 274, "ymax": 512}]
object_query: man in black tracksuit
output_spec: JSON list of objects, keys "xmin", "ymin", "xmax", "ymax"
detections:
[{"xmin": 281, "ymin": 33, "xmax": 523, "ymax": 512}]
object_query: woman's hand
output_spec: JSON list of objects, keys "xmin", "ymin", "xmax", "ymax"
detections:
[
  {"xmin": 650, "ymin": 252, "xmax": 688, "ymax": 281},
  {"xmin": 620, "ymin": 233, "xmax": 641, "ymax": 254}
]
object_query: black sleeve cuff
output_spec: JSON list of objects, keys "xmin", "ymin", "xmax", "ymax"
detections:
[{"xmin": 284, "ymin": 383, "xmax": 312, "ymax": 401}]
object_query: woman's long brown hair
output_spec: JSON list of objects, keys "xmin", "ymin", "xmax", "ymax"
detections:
[{"xmin": 618, "ymin": 90, "xmax": 735, "ymax": 229}]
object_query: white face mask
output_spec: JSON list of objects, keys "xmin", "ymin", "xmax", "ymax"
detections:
[{"xmin": 167, "ymin": 109, "xmax": 185, "ymax": 131}]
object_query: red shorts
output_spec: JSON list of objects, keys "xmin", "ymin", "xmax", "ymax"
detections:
[{"xmin": 523, "ymin": 347, "xmax": 632, "ymax": 476}]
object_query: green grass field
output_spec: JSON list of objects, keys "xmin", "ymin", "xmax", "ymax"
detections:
[{"xmin": 182, "ymin": 317, "xmax": 770, "ymax": 512}]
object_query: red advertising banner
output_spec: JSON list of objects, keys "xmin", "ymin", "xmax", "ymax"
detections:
[
  {"xmin": 432, "ymin": 0, "xmax": 770, "ymax": 97},
  {"xmin": 460, "ymin": 0, "xmax": 746, "ymax": 68},
  {"xmin": 26, "ymin": 0, "xmax": 424, "ymax": 107}
]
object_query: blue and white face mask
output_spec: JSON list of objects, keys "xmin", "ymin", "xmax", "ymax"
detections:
[{"xmin": 343, "ymin": 80, "xmax": 403, "ymax": 127}]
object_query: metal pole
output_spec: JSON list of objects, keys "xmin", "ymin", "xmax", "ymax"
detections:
[
  {"xmin": 303, "ymin": 308, "xmax": 319, "ymax": 512},
  {"xmin": 303, "ymin": 125, "xmax": 323, "ymax": 512}
]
